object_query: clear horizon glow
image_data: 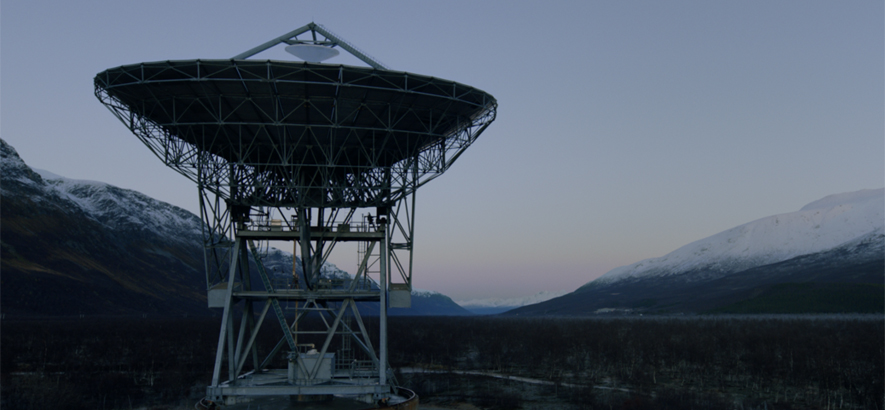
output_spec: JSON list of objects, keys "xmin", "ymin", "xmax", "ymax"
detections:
[{"xmin": 2, "ymin": 1, "xmax": 882, "ymax": 301}]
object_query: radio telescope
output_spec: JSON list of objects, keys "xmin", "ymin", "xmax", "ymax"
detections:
[{"xmin": 95, "ymin": 22, "xmax": 496, "ymax": 406}]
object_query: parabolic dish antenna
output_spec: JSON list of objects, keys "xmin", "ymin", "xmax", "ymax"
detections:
[
  {"xmin": 285, "ymin": 44, "xmax": 340, "ymax": 62},
  {"xmin": 94, "ymin": 22, "xmax": 496, "ymax": 407}
]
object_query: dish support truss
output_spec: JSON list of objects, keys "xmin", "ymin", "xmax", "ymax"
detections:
[
  {"xmin": 199, "ymin": 196, "xmax": 417, "ymax": 403},
  {"xmin": 90, "ymin": 91, "xmax": 492, "ymax": 402},
  {"xmin": 95, "ymin": 70, "xmax": 495, "ymax": 402}
]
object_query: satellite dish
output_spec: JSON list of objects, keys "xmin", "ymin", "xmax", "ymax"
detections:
[{"xmin": 285, "ymin": 44, "xmax": 339, "ymax": 63}]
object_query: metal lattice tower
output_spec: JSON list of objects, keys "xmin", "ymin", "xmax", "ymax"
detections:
[{"xmin": 95, "ymin": 22, "xmax": 496, "ymax": 405}]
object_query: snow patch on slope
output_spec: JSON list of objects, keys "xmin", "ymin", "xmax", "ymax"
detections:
[
  {"xmin": 412, "ymin": 288, "xmax": 443, "ymax": 297},
  {"xmin": 33, "ymin": 168, "xmax": 202, "ymax": 244}
]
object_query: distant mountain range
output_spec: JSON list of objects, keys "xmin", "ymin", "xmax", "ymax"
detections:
[
  {"xmin": 508, "ymin": 189, "xmax": 884, "ymax": 316},
  {"xmin": 457, "ymin": 290, "xmax": 569, "ymax": 314},
  {"xmin": 0, "ymin": 138, "xmax": 469, "ymax": 317}
]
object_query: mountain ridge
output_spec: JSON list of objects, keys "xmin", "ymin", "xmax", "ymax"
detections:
[{"xmin": 507, "ymin": 189, "xmax": 884, "ymax": 316}]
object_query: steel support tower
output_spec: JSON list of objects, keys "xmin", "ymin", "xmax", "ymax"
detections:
[{"xmin": 95, "ymin": 23, "xmax": 496, "ymax": 405}]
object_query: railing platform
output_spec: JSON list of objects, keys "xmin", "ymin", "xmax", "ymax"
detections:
[
  {"xmin": 237, "ymin": 225, "xmax": 384, "ymax": 242},
  {"xmin": 233, "ymin": 290, "xmax": 380, "ymax": 302}
]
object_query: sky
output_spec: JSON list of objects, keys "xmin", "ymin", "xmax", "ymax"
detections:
[{"xmin": 2, "ymin": 1, "xmax": 883, "ymax": 301}]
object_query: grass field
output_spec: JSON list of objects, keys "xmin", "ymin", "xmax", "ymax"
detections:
[{"xmin": 2, "ymin": 315, "xmax": 882, "ymax": 410}]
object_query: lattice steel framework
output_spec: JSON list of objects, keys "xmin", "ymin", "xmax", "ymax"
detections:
[{"xmin": 94, "ymin": 23, "xmax": 495, "ymax": 405}]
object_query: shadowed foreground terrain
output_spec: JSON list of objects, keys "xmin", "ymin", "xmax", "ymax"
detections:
[{"xmin": 2, "ymin": 316, "xmax": 882, "ymax": 410}]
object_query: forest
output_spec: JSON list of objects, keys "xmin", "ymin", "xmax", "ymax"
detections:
[{"xmin": 2, "ymin": 315, "xmax": 882, "ymax": 410}]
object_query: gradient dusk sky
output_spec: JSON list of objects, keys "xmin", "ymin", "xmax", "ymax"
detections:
[{"xmin": 2, "ymin": 1, "xmax": 882, "ymax": 301}]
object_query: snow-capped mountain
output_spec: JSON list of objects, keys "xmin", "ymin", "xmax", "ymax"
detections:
[
  {"xmin": 507, "ymin": 189, "xmax": 884, "ymax": 316},
  {"xmin": 2, "ymin": 144, "xmax": 202, "ymax": 246},
  {"xmin": 1, "ymin": 137, "xmax": 469, "ymax": 316},
  {"xmin": 457, "ymin": 290, "xmax": 569, "ymax": 314},
  {"xmin": 588, "ymin": 189, "xmax": 883, "ymax": 286}
]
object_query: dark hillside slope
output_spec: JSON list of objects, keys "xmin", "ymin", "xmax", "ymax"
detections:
[
  {"xmin": 1, "ymin": 139, "xmax": 209, "ymax": 316},
  {"xmin": 2, "ymin": 195, "xmax": 209, "ymax": 316}
]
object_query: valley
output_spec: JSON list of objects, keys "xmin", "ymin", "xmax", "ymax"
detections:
[{"xmin": 2, "ymin": 315, "xmax": 882, "ymax": 410}]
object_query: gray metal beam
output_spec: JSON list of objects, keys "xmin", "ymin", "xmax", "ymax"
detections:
[
  {"xmin": 312, "ymin": 24, "xmax": 388, "ymax": 70},
  {"xmin": 232, "ymin": 23, "xmax": 314, "ymax": 60},
  {"xmin": 310, "ymin": 301, "xmax": 349, "ymax": 379},
  {"xmin": 234, "ymin": 300, "xmax": 272, "ymax": 376}
]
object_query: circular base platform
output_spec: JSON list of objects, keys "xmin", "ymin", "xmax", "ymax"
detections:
[{"xmin": 196, "ymin": 389, "xmax": 417, "ymax": 410}]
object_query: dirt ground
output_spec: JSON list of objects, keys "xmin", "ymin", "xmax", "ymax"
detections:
[{"xmin": 418, "ymin": 404, "xmax": 482, "ymax": 410}]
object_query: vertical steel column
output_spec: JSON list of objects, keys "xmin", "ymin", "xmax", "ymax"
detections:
[
  {"xmin": 212, "ymin": 238, "xmax": 241, "ymax": 387},
  {"xmin": 234, "ymin": 255, "xmax": 251, "ymax": 373},
  {"xmin": 379, "ymin": 221, "xmax": 388, "ymax": 386},
  {"xmin": 298, "ymin": 208, "xmax": 312, "ymax": 289},
  {"xmin": 226, "ymin": 306, "xmax": 236, "ymax": 381}
]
